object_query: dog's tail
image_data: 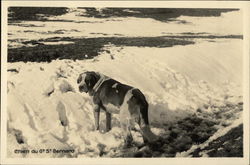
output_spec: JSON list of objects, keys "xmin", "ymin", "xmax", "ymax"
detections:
[
  {"xmin": 131, "ymin": 88, "xmax": 149, "ymax": 125},
  {"xmin": 132, "ymin": 89, "xmax": 158, "ymax": 143}
]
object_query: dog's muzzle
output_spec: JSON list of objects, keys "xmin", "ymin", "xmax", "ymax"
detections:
[{"xmin": 79, "ymin": 84, "xmax": 88, "ymax": 93}]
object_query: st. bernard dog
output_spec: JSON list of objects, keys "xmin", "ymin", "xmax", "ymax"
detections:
[{"xmin": 77, "ymin": 71, "xmax": 157, "ymax": 146}]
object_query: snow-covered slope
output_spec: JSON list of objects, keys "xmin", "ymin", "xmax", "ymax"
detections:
[{"xmin": 7, "ymin": 39, "xmax": 243, "ymax": 157}]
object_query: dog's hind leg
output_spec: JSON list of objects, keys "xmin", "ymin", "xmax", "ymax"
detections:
[
  {"xmin": 140, "ymin": 125, "xmax": 158, "ymax": 144},
  {"xmin": 121, "ymin": 120, "xmax": 133, "ymax": 148},
  {"xmin": 93, "ymin": 105, "xmax": 100, "ymax": 130},
  {"xmin": 119, "ymin": 108, "xmax": 133, "ymax": 148},
  {"xmin": 105, "ymin": 112, "xmax": 112, "ymax": 132}
]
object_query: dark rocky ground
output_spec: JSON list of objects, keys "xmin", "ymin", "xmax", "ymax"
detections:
[
  {"xmin": 8, "ymin": 7, "xmax": 238, "ymax": 22},
  {"xmin": 8, "ymin": 37, "xmax": 195, "ymax": 62},
  {"xmin": 101, "ymin": 102, "xmax": 243, "ymax": 157},
  {"xmin": 8, "ymin": 35, "xmax": 242, "ymax": 63},
  {"xmin": 191, "ymin": 124, "xmax": 243, "ymax": 157}
]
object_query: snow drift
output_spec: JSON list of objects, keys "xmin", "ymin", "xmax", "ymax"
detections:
[
  {"xmin": 6, "ymin": 9, "xmax": 243, "ymax": 157},
  {"xmin": 7, "ymin": 39, "xmax": 243, "ymax": 157}
]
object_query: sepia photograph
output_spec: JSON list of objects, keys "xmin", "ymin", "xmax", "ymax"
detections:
[{"xmin": 1, "ymin": 1, "xmax": 249, "ymax": 164}]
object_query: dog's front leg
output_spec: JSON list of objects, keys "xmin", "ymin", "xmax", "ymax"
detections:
[
  {"xmin": 93, "ymin": 105, "xmax": 100, "ymax": 130},
  {"xmin": 106, "ymin": 112, "xmax": 112, "ymax": 132}
]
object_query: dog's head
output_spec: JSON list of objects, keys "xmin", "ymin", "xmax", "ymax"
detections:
[{"xmin": 77, "ymin": 71, "xmax": 100, "ymax": 95}]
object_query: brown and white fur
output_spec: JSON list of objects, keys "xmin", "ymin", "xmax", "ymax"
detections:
[{"xmin": 77, "ymin": 71, "xmax": 157, "ymax": 146}]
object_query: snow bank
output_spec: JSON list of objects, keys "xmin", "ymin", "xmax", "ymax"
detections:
[{"xmin": 7, "ymin": 38, "xmax": 243, "ymax": 157}]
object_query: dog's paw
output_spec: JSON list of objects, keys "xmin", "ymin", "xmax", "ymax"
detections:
[{"xmin": 99, "ymin": 129, "xmax": 106, "ymax": 134}]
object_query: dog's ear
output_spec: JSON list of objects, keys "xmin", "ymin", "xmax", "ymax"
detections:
[
  {"xmin": 85, "ymin": 72, "xmax": 98, "ymax": 89},
  {"xmin": 89, "ymin": 71, "xmax": 100, "ymax": 81}
]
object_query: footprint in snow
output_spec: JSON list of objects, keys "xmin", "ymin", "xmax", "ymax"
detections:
[
  {"xmin": 56, "ymin": 101, "xmax": 69, "ymax": 127},
  {"xmin": 9, "ymin": 128, "xmax": 25, "ymax": 144},
  {"xmin": 7, "ymin": 81, "xmax": 15, "ymax": 93}
]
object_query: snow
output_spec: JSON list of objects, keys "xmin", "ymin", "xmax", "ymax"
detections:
[
  {"xmin": 7, "ymin": 39, "xmax": 243, "ymax": 157},
  {"xmin": 6, "ymin": 9, "xmax": 243, "ymax": 157}
]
